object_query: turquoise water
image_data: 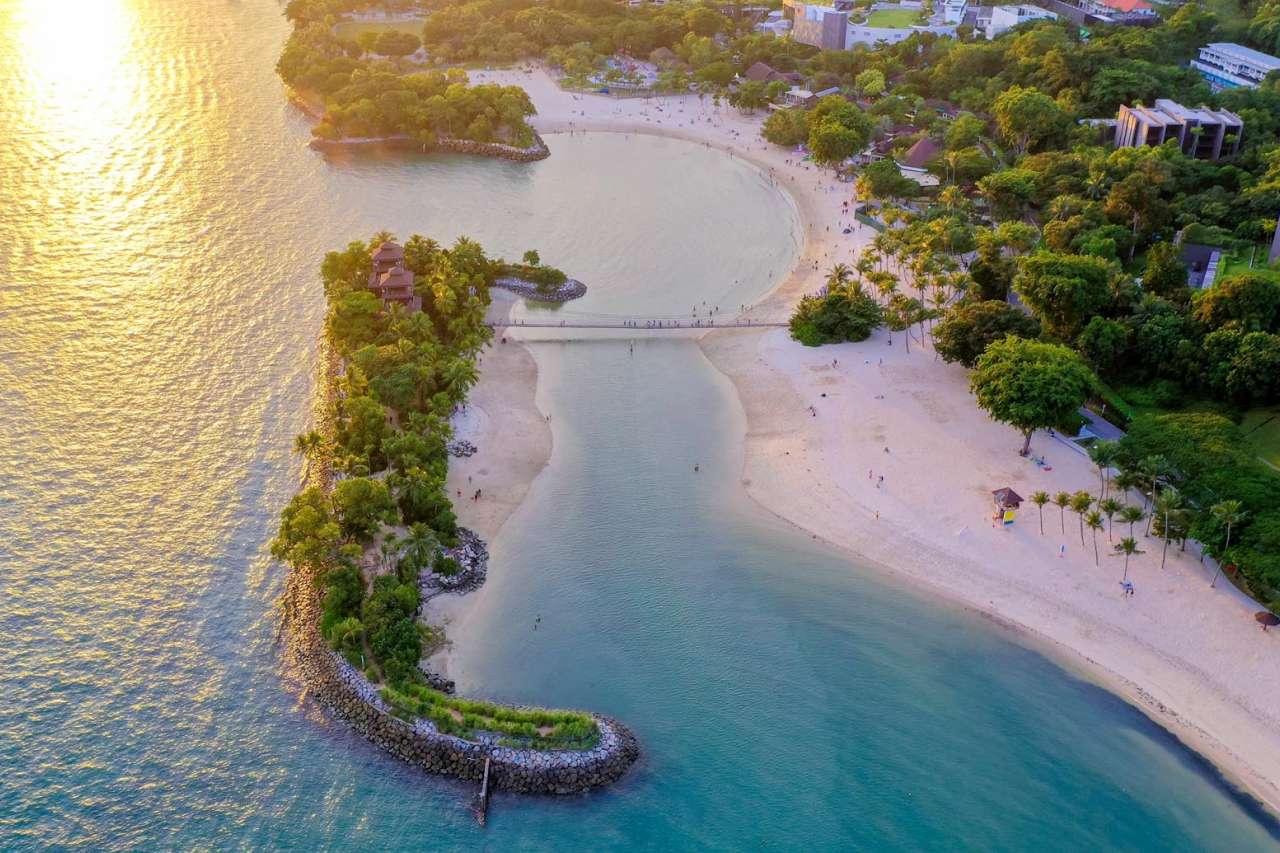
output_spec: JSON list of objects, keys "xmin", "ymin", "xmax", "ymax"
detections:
[{"xmin": 0, "ymin": 0, "xmax": 1276, "ymax": 849}]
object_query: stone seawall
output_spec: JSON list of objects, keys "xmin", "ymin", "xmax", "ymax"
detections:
[
  {"xmin": 283, "ymin": 563, "xmax": 639, "ymax": 794},
  {"xmin": 308, "ymin": 132, "xmax": 551, "ymax": 162},
  {"xmin": 492, "ymin": 276, "xmax": 587, "ymax": 303}
]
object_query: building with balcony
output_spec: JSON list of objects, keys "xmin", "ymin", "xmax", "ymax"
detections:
[
  {"xmin": 790, "ymin": 3, "xmax": 849, "ymax": 50},
  {"xmin": 1190, "ymin": 42, "xmax": 1280, "ymax": 91},
  {"xmin": 1114, "ymin": 99, "xmax": 1243, "ymax": 161}
]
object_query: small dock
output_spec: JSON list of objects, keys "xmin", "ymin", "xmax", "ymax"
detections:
[{"xmin": 470, "ymin": 757, "xmax": 492, "ymax": 826}]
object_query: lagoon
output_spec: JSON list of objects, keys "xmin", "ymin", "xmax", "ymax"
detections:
[{"xmin": 0, "ymin": 0, "xmax": 1275, "ymax": 848}]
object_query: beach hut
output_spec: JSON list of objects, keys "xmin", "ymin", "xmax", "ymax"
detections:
[{"xmin": 992, "ymin": 487, "xmax": 1023, "ymax": 525}]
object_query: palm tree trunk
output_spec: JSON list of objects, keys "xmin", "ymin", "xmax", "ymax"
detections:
[
  {"xmin": 1210, "ymin": 526, "xmax": 1232, "ymax": 587},
  {"xmin": 1038, "ymin": 506, "xmax": 1044, "ymax": 535},
  {"xmin": 1092, "ymin": 530, "xmax": 1099, "ymax": 566},
  {"xmin": 1123, "ymin": 553, "xmax": 1131, "ymax": 582}
]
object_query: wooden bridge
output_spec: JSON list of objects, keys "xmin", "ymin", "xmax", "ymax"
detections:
[{"xmin": 488, "ymin": 316, "xmax": 787, "ymax": 332}]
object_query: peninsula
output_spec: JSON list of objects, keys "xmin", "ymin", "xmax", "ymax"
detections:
[{"xmin": 274, "ymin": 233, "xmax": 635, "ymax": 794}]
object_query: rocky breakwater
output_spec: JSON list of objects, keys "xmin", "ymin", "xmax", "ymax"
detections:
[
  {"xmin": 492, "ymin": 276, "xmax": 587, "ymax": 303},
  {"xmin": 308, "ymin": 131, "xmax": 551, "ymax": 162},
  {"xmin": 283, "ymin": 560, "xmax": 639, "ymax": 794}
]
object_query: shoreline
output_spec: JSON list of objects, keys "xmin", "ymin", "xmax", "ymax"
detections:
[
  {"xmin": 281, "ymin": 279, "xmax": 635, "ymax": 795},
  {"xmin": 461, "ymin": 66, "xmax": 1280, "ymax": 817}
]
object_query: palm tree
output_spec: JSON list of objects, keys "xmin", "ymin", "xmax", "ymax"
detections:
[
  {"xmin": 1085, "ymin": 511, "xmax": 1104, "ymax": 566},
  {"xmin": 403, "ymin": 522, "xmax": 439, "ymax": 574},
  {"xmin": 1031, "ymin": 491, "xmax": 1050, "ymax": 535},
  {"xmin": 1087, "ymin": 441, "xmax": 1119, "ymax": 498},
  {"xmin": 379, "ymin": 532, "xmax": 401, "ymax": 573},
  {"xmin": 1112, "ymin": 470, "xmax": 1140, "ymax": 503},
  {"xmin": 825, "ymin": 263, "xmax": 853, "ymax": 289},
  {"xmin": 1119, "ymin": 505, "xmax": 1145, "ymax": 539},
  {"xmin": 1098, "ymin": 497, "xmax": 1122, "ymax": 542},
  {"xmin": 1112, "ymin": 536, "xmax": 1145, "ymax": 581},
  {"xmin": 1053, "ymin": 492, "xmax": 1071, "ymax": 535},
  {"xmin": 1208, "ymin": 500, "xmax": 1247, "ymax": 588},
  {"xmin": 1138, "ymin": 455, "xmax": 1171, "ymax": 519},
  {"xmin": 293, "ymin": 430, "xmax": 325, "ymax": 480},
  {"xmin": 1070, "ymin": 491, "xmax": 1094, "ymax": 546},
  {"xmin": 1152, "ymin": 488, "xmax": 1183, "ymax": 569}
]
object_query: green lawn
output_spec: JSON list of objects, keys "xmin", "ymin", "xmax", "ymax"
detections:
[
  {"xmin": 332, "ymin": 19, "xmax": 425, "ymax": 40},
  {"xmin": 866, "ymin": 8, "xmax": 923, "ymax": 26},
  {"xmin": 1217, "ymin": 246, "xmax": 1280, "ymax": 280},
  {"xmin": 1242, "ymin": 408, "xmax": 1280, "ymax": 471}
]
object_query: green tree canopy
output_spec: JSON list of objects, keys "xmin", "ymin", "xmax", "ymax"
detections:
[
  {"xmin": 934, "ymin": 300, "xmax": 1041, "ymax": 367},
  {"xmin": 970, "ymin": 336, "xmax": 1097, "ymax": 455},
  {"xmin": 1013, "ymin": 252, "xmax": 1116, "ymax": 340}
]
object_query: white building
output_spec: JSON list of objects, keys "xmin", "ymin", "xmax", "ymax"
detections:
[
  {"xmin": 941, "ymin": 0, "xmax": 967, "ymax": 24},
  {"xmin": 1191, "ymin": 42, "xmax": 1280, "ymax": 91},
  {"xmin": 983, "ymin": 4, "xmax": 1056, "ymax": 39}
]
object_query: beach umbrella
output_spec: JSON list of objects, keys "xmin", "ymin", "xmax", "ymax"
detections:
[{"xmin": 1255, "ymin": 612, "xmax": 1279, "ymax": 630}]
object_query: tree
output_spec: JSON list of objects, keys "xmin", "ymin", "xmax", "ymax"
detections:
[
  {"xmin": 1138, "ymin": 454, "xmax": 1171, "ymax": 517},
  {"xmin": 1153, "ymin": 488, "xmax": 1184, "ymax": 569},
  {"xmin": 1071, "ymin": 490, "xmax": 1094, "ymax": 546},
  {"xmin": 858, "ymin": 158, "xmax": 919, "ymax": 201},
  {"xmin": 1088, "ymin": 440, "xmax": 1119, "ymax": 498},
  {"xmin": 1086, "ymin": 510, "xmax": 1104, "ymax": 565},
  {"xmin": 373, "ymin": 31, "xmax": 421, "ymax": 59},
  {"xmin": 976, "ymin": 169, "xmax": 1038, "ymax": 221},
  {"xmin": 1112, "ymin": 536, "xmax": 1145, "ymax": 581},
  {"xmin": 855, "ymin": 68, "xmax": 885, "ymax": 96},
  {"xmin": 1031, "ymin": 490, "xmax": 1050, "ymax": 535},
  {"xmin": 1099, "ymin": 497, "xmax": 1122, "ymax": 542},
  {"xmin": 1193, "ymin": 272, "xmax": 1280, "ymax": 332},
  {"xmin": 992, "ymin": 86, "xmax": 1067, "ymax": 155},
  {"xmin": 789, "ymin": 284, "xmax": 883, "ymax": 346},
  {"xmin": 807, "ymin": 96, "xmax": 873, "ymax": 165},
  {"xmin": 1054, "ymin": 491, "xmax": 1071, "ymax": 535},
  {"xmin": 762, "ymin": 108, "xmax": 808, "ymax": 146},
  {"xmin": 1142, "ymin": 241, "xmax": 1188, "ymax": 297},
  {"xmin": 293, "ymin": 430, "xmax": 326, "ymax": 480},
  {"xmin": 401, "ymin": 522, "xmax": 440, "ymax": 577},
  {"xmin": 1209, "ymin": 500, "xmax": 1247, "ymax": 587},
  {"xmin": 729, "ymin": 80, "xmax": 769, "ymax": 113},
  {"xmin": 885, "ymin": 294, "xmax": 925, "ymax": 352},
  {"xmin": 1076, "ymin": 316, "xmax": 1129, "ymax": 375},
  {"xmin": 970, "ymin": 337, "xmax": 1097, "ymax": 456},
  {"xmin": 1013, "ymin": 252, "xmax": 1116, "ymax": 341},
  {"xmin": 1119, "ymin": 504, "xmax": 1145, "ymax": 539},
  {"xmin": 333, "ymin": 476, "xmax": 396, "ymax": 541},
  {"xmin": 1225, "ymin": 332, "xmax": 1280, "ymax": 404},
  {"xmin": 933, "ymin": 300, "xmax": 1040, "ymax": 368}
]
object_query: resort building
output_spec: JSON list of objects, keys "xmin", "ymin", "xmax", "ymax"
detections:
[
  {"xmin": 789, "ymin": 3, "xmax": 850, "ymax": 50},
  {"xmin": 983, "ymin": 4, "xmax": 1057, "ymax": 39},
  {"xmin": 1180, "ymin": 243, "xmax": 1225, "ymax": 290},
  {"xmin": 1190, "ymin": 42, "xmax": 1280, "ymax": 91},
  {"xmin": 1114, "ymin": 99, "xmax": 1243, "ymax": 161},
  {"xmin": 368, "ymin": 241, "xmax": 420, "ymax": 310},
  {"xmin": 895, "ymin": 137, "xmax": 942, "ymax": 186},
  {"xmin": 1075, "ymin": 0, "xmax": 1154, "ymax": 16}
]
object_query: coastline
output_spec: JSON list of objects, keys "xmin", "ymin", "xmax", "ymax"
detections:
[
  {"xmin": 464, "ymin": 66, "xmax": 1280, "ymax": 816},
  {"xmin": 282, "ymin": 290, "xmax": 637, "ymax": 793},
  {"xmin": 426, "ymin": 291, "xmax": 553, "ymax": 676}
]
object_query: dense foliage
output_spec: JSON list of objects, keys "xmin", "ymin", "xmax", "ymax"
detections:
[
  {"xmin": 790, "ymin": 272, "xmax": 883, "ymax": 346},
  {"xmin": 278, "ymin": 1, "xmax": 536, "ymax": 145},
  {"xmin": 970, "ymin": 337, "xmax": 1097, "ymax": 455}
]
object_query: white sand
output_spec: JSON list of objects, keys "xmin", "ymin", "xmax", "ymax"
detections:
[{"xmin": 446, "ymin": 67, "xmax": 1280, "ymax": 813}]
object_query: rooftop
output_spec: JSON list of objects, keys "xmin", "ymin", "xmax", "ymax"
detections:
[{"xmin": 1202, "ymin": 42, "xmax": 1280, "ymax": 71}]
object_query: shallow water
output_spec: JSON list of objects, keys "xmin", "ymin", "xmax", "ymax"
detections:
[{"xmin": 0, "ymin": 0, "xmax": 1276, "ymax": 849}]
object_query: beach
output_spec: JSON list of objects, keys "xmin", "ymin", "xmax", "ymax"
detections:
[{"xmin": 449, "ymin": 67, "xmax": 1280, "ymax": 814}]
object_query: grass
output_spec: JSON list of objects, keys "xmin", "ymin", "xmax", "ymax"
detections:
[
  {"xmin": 1217, "ymin": 246, "xmax": 1280, "ymax": 281},
  {"xmin": 1241, "ymin": 408, "xmax": 1280, "ymax": 471},
  {"xmin": 865, "ymin": 8, "xmax": 923, "ymax": 27},
  {"xmin": 381, "ymin": 683, "xmax": 601, "ymax": 750},
  {"xmin": 332, "ymin": 19, "xmax": 425, "ymax": 40}
]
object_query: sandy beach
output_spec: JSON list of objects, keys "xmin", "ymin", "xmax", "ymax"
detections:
[{"xmin": 446, "ymin": 67, "xmax": 1280, "ymax": 814}]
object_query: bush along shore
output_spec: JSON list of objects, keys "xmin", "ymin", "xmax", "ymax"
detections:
[{"xmin": 274, "ymin": 232, "xmax": 637, "ymax": 794}]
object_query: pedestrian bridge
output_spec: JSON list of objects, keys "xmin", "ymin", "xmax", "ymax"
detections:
[{"xmin": 488, "ymin": 312, "xmax": 787, "ymax": 332}]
